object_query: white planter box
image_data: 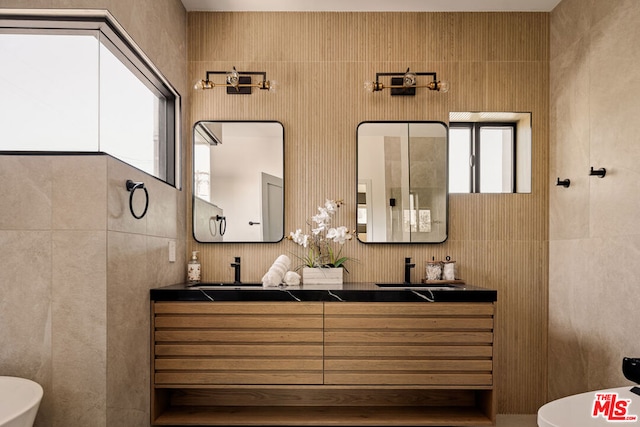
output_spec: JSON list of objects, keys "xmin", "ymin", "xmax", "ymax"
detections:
[{"xmin": 302, "ymin": 267, "xmax": 343, "ymax": 285}]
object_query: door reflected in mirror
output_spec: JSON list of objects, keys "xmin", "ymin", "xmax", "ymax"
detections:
[
  {"xmin": 193, "ymin": 121, "xmax": 284, "ymax": 243},
  {"xmin": 357, "ymin": 121, "xmax": 448, "ymax": 243}
]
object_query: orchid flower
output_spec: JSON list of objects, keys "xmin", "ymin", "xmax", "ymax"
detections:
[
  {"xmin": 312, "ymin": 207, "xmax": 331, "ymax": 226},
  {"xmin": 287, "ymin": 198, "xmax": 356, "ymax": 270},
  {"xmin": 326, "ymin": 226, "xmax": 352, "ymax": 244},
  {"xmin": 290, "ymin": 229, "xmax": 309, "ymax": 247},
  {"xmin": 324, "ymin": 199, "xmax": 338, "ymax": 213}
]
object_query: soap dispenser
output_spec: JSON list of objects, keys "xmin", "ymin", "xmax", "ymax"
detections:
[{"xmin": 187, "ymin": 251, "xmax": 201, "ymax": 285}]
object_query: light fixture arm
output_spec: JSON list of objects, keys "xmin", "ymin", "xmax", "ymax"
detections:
[
  {"xmin": 374, "ymin": 70, "xmax": 437, "ymax": 83},
  {"xmin": 204, "ymin": 70, "xmax": 267, "ymax": 85},
  {"xmin": 194, "ymin": 67, "xmax": 276, "ymax": 94},
  {"xmin": 365, "ymin": 68, "xmax": 448, "ymax": 94}
]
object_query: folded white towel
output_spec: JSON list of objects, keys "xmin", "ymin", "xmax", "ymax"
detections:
[
  {"xmin": 274, "ymin": 254, "xmax": 291, "ymax": 270},
  {"xmin": 283, "ymin": 270, "xmax": 301, "ymax": 286},
  {"xmin": 271, "ymin": 262, "xmax": 288, "ymax": 277},
  {"xmin": 262, "ymin": 254, "xmax": 293, "ymax": 287},
  {"xmin": 261, "ymin": 271, "xmax": 281, "ymax": 287}
]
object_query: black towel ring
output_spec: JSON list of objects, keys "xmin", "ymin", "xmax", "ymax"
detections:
[
  {"xmin": 126, "ymin": 180, "xmax": 149, "ymax": 219},
  {"xmin": 216, "ymin": 215, "xmax": 227, "ymax": 236}
]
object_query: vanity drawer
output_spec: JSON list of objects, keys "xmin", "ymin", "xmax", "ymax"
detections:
[
  {"xmin": 323, "ymin": 302, "xmax": 494, "ymax": 386},
  {"xmin": 152, "ymin": 302, "xmax": 324, "ymax": 385}
]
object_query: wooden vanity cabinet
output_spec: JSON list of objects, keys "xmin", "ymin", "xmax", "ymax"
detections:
[{"xmin": 151, "ymin": 301, "xmax": 495, "ymax": 426}]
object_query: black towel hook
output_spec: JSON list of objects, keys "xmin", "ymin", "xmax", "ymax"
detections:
[
  {"xmin": 125, "ymin": 180, "xmax": 149, "ymax": 219},
  {"xmin": 589, "ymin": 167, "xmax": 606, "ymax": 178},
  {"xmin": 556, "ymin": 178, "xmax": 571, "ymax": 188}
]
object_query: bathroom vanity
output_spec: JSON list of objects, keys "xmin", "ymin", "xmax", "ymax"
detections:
[{"xmin": 150, "ymin": 283, "xmax": 497, "ymax": 426}]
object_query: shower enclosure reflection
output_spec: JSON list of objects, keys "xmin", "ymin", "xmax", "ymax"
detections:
[
  {"xmin": 193, "ymin": 121, "xmax": 284, "ymax": 243},
  {"xmin": 357, "ymin": 121, "xmax": 448, "ymax": 243}
]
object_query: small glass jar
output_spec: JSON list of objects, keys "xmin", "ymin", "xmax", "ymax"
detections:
[
  {"xmin": 425, "ymin": 260, "xmax": 443, "ymax": 281},
  {"xmin": 442, "ymin": 257, "xmax": 456, "ymax": 281}
]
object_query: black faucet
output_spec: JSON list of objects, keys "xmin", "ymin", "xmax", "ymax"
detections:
[
  {"xmin": 404, "ymin": 257, "xmax": 415, "ymax": 284},
  {"xmin": 231, "ymin": 257, "xmax": 241, "ymax": 284}
]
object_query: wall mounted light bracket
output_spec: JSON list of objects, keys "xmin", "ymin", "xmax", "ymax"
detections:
[
  {"xmin": 390, "ymin": 77, "xmax": 415, "ymax": 96},
  {"xmin": 365, "ymin": 68, "xmax": 449, "ymax": 95},
  {"xmin": 194, "ymin": 67, "xmax": 277, "ymax": 95},
  {"xmin": 228, "ymin": 76, "xmax": 252, "ymax": 95}
]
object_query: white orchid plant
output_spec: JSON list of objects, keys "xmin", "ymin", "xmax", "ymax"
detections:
[{"xmin": 288, "ymin": 199, "xmax": 355, "ymax": 271}]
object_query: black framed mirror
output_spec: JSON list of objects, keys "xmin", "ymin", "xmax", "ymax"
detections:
[
  {"xmin": 357, "ymin": 121, "xmax": 448, "ymax": 243},
  {"xmin": 193, "ymin": 120, "xmax": 284, "ymax": 243}
]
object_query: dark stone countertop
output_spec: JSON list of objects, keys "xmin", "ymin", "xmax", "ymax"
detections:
[{"xmin": 150, "ymin": 282, "xmax": 497, "ymax": 303}]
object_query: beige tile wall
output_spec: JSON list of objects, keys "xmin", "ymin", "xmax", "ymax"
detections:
[
  {"xmin": 549, "ymin": 0, "xmax": 640, "ymax": 400},
  {"xmin": 0, "ymin": 154, "xmax": 187, "ymax": 427},
  {"xmin": 0, "ymin": 155, "xmax": 109, "ymax": 426},
  {"xmin": 0, "ymin": 1, "xmax": 187, "ymax": 426},
  {"xmin": 51, "ymin": 229, "xmax": 108, "ymax": 426},
  {"xmin": 105, "ymin": 158, "xmax": 187, "ymax": 426},
  {"xmin": 187, "ymin": 11, "xmax": 549, "ymax": 413}
]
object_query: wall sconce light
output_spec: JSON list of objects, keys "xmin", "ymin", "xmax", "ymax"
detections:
[
  {"xmin": 194, "ymin": 66, "xmax": 277, "ymax": 94},
  {"xmin": 364, "ymin": 68, "xmax": 449, "ymax": 96}
]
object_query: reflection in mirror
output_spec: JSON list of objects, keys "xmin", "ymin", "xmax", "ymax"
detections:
[
  {"xmin": 449, "ymin": 112, "xmax": 531, "ymax": 193},
  {"xmin": 357, "ymin": 122, "xmax": 448, "ymax": 243},
  {"xmin": 193, "ymin": 121, "xmax": 284, "ymax": 243}
]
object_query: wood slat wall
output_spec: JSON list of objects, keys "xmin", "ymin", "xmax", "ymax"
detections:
[{"xmin": 186, "ymin": 12, "xmax": 549, "ymax": 413}]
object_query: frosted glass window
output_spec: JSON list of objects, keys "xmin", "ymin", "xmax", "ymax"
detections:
[
  {"xmin": 99, "ymin": 42, "xmax": 161, "ymax": 179},
  {"xmin": 0, "ymin": 33, "xmax": 99, "ymax": 150},
  {"xmin": 479, "ymin": 127, "xmax": 514, "ymax": 193},
  {"xmin": 0, "ymin": 15, "xmax": 179, "ymax": 187},
  {"xmin": 449, "ymin": 122, "xmax": 516, "ymax": 193}
]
